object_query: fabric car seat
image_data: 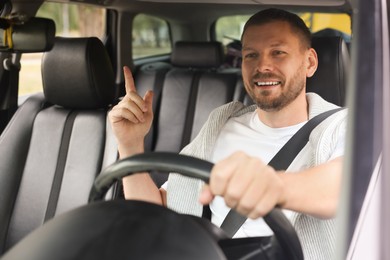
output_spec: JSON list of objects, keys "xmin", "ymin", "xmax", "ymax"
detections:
[
  {"xmin": 0, "ymin": 37, "xmax": 118, "ymax": 254},
  {"xmin": 145, "ymin": 41, "xmax": 241, "ymax": 186},
  {"xmin": 134, "ymin": 61, "xmax": 172, "ymax": 152},
  {"xmin": 153, "ymin": 41, "xmax": 240, "ymax": 153}
]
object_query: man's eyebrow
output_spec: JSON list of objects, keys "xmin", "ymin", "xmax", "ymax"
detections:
[
  {"xmin": 242, "ymin": 42, "xmax": 288, "ymax": 51},
  {"xmin": 269, "ymin": 42, "xmax": 287, "ymax": 47},
  {"xmin": 242, "ymin": 46, "xmax": 255, "ymax": 51}
]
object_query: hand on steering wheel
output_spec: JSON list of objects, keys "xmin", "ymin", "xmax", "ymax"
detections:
[{"xmin": 89, "ymin": 152, "xmax": 304, "ymax": 260}]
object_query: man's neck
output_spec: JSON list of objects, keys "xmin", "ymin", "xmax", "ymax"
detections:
[{"xmin": 256, "ymin": 93, "xmax": 308, "ymax": 128}]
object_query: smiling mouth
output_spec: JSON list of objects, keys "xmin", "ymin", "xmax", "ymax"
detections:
[{"xmin": 255, "ymin": 81, "xmax": 281, "ymax": 87}]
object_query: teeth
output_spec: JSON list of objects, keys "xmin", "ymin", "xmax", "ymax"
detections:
[{"xmin": 256, "ymin": 81, "xmax": 280, "ymax": 86}]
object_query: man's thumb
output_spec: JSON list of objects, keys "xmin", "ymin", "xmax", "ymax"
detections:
[
  {"xmin": 199, "ymin": 185, "xmax": 214, "ymax": 205},
  {"xmin": 144, "ymin": 90, "xmax": 154, "ymax": 111},
  {"xmin": 144, "ymin": 90, "xmax": 154, "ymax": 113}
]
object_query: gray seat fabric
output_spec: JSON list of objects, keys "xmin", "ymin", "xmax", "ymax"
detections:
[
  {"xmin": 139, "ymin": 41, "xmax": 241, "ymax": 186},
  {"xmin": 135, "ymin": 41, "xmax": 241, "ymax": 155},
  {"xmin": 0, "ymin": 37, "xmax": 117, "ymax": 254},
  {"xmin": 154, "ymin": 41, "xmax": 240, "ymax": 153},
  {"xmin": 135, "ymin": 62, "xmax": 172, "ymax": 152}
]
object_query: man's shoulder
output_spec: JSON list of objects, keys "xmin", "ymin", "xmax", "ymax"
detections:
[
  {"xmin": 307, "ymin": 104, "xmax": 347, "ymax": 163},
  {"xmin": 308, "ymin": 92, "xmax": 347, "ymax": 139},
  {"xmin": 306, "ymin": 92, "xmax": 346, "ymax": 118}
]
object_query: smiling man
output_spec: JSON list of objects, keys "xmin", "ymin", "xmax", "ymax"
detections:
[{"xmin": 109, "ymin": 8, "xmax": 347, "ymax": 260}]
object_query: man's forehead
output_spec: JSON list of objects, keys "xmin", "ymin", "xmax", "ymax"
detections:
[
  {"xmin": 244, "ymin": 20, "xmax": 293, "ymax": 35},
  {"xmin": 242, "ymin": 22, "xmax": 297, "ymax": 46},
  {"xmin": 242, "ymin": 41, "xmax": 288, "ymax": 50}
]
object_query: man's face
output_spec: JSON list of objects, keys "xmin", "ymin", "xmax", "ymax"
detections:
[{"xmin": 241, "ymin": 21, "xmax": 317, "ymax": 111}]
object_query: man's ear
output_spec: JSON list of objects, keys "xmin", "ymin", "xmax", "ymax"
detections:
[{"xmin": 306, "ymin": 48, "xmax": 318, "ymax": 78}]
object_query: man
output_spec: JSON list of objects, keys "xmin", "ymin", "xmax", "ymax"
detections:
[{"xmin": 109, "ymin": 8, "xmax": 347, "ymax": 259}]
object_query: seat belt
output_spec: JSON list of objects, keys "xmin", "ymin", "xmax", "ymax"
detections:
[{"xmin": 219, "ymin": 107, "xmax": 344, "ymax": 238}]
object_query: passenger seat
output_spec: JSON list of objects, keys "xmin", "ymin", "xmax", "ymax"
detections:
[{"xmin": 0, "ymin": 37, "xmax": 118, "ymax": 254}]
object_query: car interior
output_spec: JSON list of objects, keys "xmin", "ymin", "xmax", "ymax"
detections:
[{"xmin": 0, "ymin": 0, "xmax": 386, "ymax": 259}]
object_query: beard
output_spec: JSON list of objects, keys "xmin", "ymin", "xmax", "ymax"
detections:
[{"xmin": 246, "ymin": 65, "xmax": 306, "ymax": 112}]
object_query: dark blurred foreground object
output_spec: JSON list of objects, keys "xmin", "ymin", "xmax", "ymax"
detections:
[{"xmin": 1, "ymin": 200, "xmax": 227, "ymax": 260}]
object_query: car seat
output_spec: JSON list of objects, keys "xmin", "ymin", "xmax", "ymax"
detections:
[{"xmin": 0, "ymin": 37, "xmax": 118, "ymax": 254}]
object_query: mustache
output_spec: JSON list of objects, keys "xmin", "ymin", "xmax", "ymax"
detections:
[{"xmin": 253, "ymin": 72, "xmax": 283, "ymax": 81}]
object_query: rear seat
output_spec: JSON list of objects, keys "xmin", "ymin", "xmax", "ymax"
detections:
[
  {"xmin": 135, "ymin": 41, "xmax": 241, "ymax": 185},
  {"xmin": 134, "ymin": 42, "xmax": 240, "ymax": 150},
  {"xmin": 135, "ymin": 62, "xmax": 172, "ymax": 151},
  {"xmin": 155, "ymin": 42, "xmax": 240, "ymax": 151},
  {"xmin": 134, "ymin": 36, "xmax": 350, "ymax": 186}
]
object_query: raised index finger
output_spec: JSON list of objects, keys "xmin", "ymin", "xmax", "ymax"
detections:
[{"xmin": 123, "ymin": 66, "xmax": 137, "ymax": 94}]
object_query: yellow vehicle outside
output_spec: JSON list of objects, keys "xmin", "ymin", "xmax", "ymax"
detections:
[{"xmin": 301, "ymin": 13, "xmax": 351, "ymax": 35}]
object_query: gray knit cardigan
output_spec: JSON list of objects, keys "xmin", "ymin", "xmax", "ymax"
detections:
[{"xmin": 166, "ymin": 93, "xmax": 348, "ymax": 260}]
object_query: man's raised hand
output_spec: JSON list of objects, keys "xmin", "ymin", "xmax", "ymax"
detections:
[{"xmin": 109, "ymin": 66, "xmax": 154, "ymax": 157}]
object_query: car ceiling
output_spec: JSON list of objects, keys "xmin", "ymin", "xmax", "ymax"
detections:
[{"xmin": 10, "ymin": 0, "xmax": 353, "ymax": 20}]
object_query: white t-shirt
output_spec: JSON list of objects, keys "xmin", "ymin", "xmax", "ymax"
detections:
[
  {"xmin": 162, "ymin": 107, "xmax": 345, "ymax": 238},
  {"xmin": 209, "ymin": 110, "xmax": 344, "ymax": 238},
  {"xmin": 164, "ymin": 95, "xmax": 347, "ymax": 260}
]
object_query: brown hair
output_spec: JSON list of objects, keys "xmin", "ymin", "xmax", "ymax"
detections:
[{"xmin": 242, "ymin": 8, "xmax": 312, "ymax": 49}]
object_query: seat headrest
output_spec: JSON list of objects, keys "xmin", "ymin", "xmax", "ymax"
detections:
[
  {"xmin": 170, "ymin": 41, "xmax": 224, "ymax": 68},
  {"xmin": 42, "ymin": 37, "xmax": 116, "ymax": 109},
  {"xmin": 307, "ymin": 36, "xmax": 350, "ymax": 106}
]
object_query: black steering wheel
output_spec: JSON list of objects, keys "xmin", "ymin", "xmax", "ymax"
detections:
[
  {"xmin": 89, "ymin": 152, "xmax": 303, "ymax": 260},
  {"xmin": 2, "ymin": 152, "xmax": 303, "ymax": 260}
]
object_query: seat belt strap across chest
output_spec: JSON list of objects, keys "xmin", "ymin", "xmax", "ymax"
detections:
[{"xmin": 219, "ymin": 107, "xmax": 344, "ymax": 238}]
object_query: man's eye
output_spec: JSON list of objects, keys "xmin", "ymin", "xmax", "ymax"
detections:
[
  {"xmin": 244, "ymin": 53, "xmax": 257, "ymax": 59},
  {"xmin": 273, "ymin": 50, "xmax": 286, "ymax": 56}
]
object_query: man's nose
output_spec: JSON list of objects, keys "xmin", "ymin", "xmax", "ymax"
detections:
[{"xmin": 256, "ymin": 56, "xmax": 273, "ymax": 72}]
